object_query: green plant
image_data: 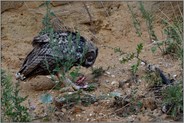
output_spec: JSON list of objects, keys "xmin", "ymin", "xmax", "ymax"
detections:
[
  {"xmin": 91, "ymin": 66, "xmax": 105, "ymax": 78},
  {"xmin": 117, "ymin": 43, "xmax": 143, "ymax": 76},
  {"xmin": 128, "ymin": 2, "xmax": 183, "ymax": 63},
  {"xmin": 1, "ymin": 69, "xmax": 31, "ymax": 122},
  {"xmin": 151, "ymin": 16, "xmax": 183, "ymax": 64},
  {"xmin": 162, "ymin": 82, "xmax": 183, "ymax": 118},
  {"xmin": 139, "ymin": 2, "xmax": 158, "ymax": 42},
  {"xmin": 143, "ymin": 71, "xmax": 162, "ymax": 87},
  {"xmin": 39, "ymin": 1, "xmax": 86, "ymax": 88},
  {"xmin": 113, "ymin": 90, "xmax": 143, "ymax": 117},
  {"xmin": 162, "ymin": 17, "xmax": 183, "ymax": 60},
  {"xmin": 127, "ymin": 3, "xmax": 142, "ymax": 37},
  {"xmin": 39, "ymin": 1, "xmax": 56, "ymax": 34},
  {"xmin": 140, "ymin": 2, "xmax": 182, "ymax": 64}
]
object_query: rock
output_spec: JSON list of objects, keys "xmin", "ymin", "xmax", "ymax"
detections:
[
  {"xmin": 30, "ymin": 77, "xmax": 55, "ymax": 91},
  {"xmin": 61, "ymin": 108, "xmax": 67, "ymax": 113},
  {"xmin": 94, "ymin": 102, "xmax": 99, "ymax": 106},
  {"xmin": 173, "ymin": 74, "xmax": 177, "ymax": 79},
  {"xmin": 106, "ymin": 71, "xmax": 111, "ymax": 75},
  {"xmin": 111, "ymin": 81, "xmax": 119, "ymax": 88},
  {"xmin": 111, "ymin": 74, "xmax": 115, "ymax": 78},
  {"xmin": 105, "ymin": 80, "xmax": 109, "ymax": 83},
  {"xmin": 141, "ymin": 62, "xmax": 146, "ymax": 66},
  {"xmin": 124, "ymin": 83, "xmax": 131, "ymax": 88}
]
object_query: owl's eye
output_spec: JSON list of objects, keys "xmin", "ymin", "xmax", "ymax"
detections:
[
  {"xmin": 86, "ymin": 51, "xmax": 95, "ymax": 62},
  {"xmin": 87, "ymin": 56, "xmax": 94, "ymax": 62}
]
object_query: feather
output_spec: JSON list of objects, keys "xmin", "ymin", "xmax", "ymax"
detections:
[{"xmin": 16, "ymin": 30, "xmax": 98, "ymax": 81}]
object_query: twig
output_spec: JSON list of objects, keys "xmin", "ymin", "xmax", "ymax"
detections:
[
  {"xmin": 158, "ymin": 8, "xmax": 171, "ymax": 21},
  {"xmin": 114, "ymin": 103, "xmax": 130, "ymax": 114},
  {"xmin": 100, "ymin": 1, "xmax": 110, "ymax": 17},
  {"xmin": 83, "ymin": 2, "xmax": 93, "ymax": 24},
  {"xmin": 32, "ymin": 115, "xmax": 48, "ymax": 121}
]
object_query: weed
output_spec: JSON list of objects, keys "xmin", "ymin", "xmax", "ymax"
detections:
[
  {"xmin": 127, "ymin": 3, "xmax": 142, "ymax": 37},
  {"xmin": 162, "ymin": 82, "xmax": 183, "ymax": 118},
  {"xmin": 136, "ymin": 2, "xmax": 183, "ymax": 64},
  {"xmin": 126, "ymin": 3, "xmax": 183, "ymax": 120},
  {"xmin": 161, "ymin": 16, "xmax": 183, "ymax": 61},
  {"xmin": 39, "ymin": 1, "xmax": 56, "ymax": 34},
  {"xmin": 1, "ymin": 69, "xmax": 31, "ymax": 122},
  {"xmin": 69, "ymin": 66, "xmax": 81, "ymax": 82},
  {"xmin": 91, "ymin": 66, "xmax": 105, "ymax": 78},
  {"xmin": 117, "ymin": 43, "xmax": 143, "ymax": 76},
  {"xmin": 128, "ymin": 2, "xmax": 183, "ymax": 64},
  {"xmin": 113, "ymin": 91, "xmax": 143, "ymax": 117},
  {"xmin": 143, "ymin": 71, "xmax": 162, "ymax": 87},
  {"xmin": 40, "ymin": 1, "xmax": 85, "ymax": 87},
  {"xmin": 139, "ymin": 2, "xmax": 158, "ymax": 42}
]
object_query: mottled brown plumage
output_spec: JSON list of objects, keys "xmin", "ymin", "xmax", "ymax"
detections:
[{"xmin": 16, "ymin": 30, "xmax": 98, "ymax": 82}]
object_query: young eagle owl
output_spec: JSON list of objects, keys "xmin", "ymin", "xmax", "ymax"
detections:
[{"xmin": 15, "ymin": 30, "xmax": 98, "ymax": 90}]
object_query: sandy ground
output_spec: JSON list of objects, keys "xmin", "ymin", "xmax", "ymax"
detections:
[{"xmin": 1, "ymin": 1, "xmax": 182, "ymax": 122}]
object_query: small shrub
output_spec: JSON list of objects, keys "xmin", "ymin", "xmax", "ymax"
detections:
[
  {"xmin": 117, "ymin": 43, "xmax": 143, "ymax": 76},
  {"xmin": 143, "ymin": 71, "xmax": 162, "ymax": 87},
  {"xmin": 1, "ymin": 69, "xmax": 31, "ymax": 122},
  {"xmin": 162, "ymin": 82, "xmax": 183, "ymax": 118},
  {"xmin": 91, "ymin": 66, "xmax": 105, "ymax": 78}
]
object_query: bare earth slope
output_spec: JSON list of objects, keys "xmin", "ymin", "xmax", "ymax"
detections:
[{"xmin": 1, "ymin": 1, "xmax": 182, "ymax": 122}]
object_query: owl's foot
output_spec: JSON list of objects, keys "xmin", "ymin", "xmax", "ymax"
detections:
[
  {"xmin": 75, "ymin": 75, "xmax": 87, "ymax": 86},
  {"xmin": 55, "ymin": 73, "xmax": 88, "ymax": 90},
  {"xmin": 64, "ymin": 78, "xmax": 88, "ymax": 90}
]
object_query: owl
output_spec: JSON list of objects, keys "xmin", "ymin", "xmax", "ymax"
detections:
[{"xmin": 15, "ymin": 30, "xmax": 98, "ymax": 90}]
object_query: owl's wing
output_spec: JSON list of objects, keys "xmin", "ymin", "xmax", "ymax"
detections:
[
  {"xmin": 18, "ymin": 43, "xmax": 54, "ymax": 79},
  {"xmin": 32, "ymin": 34, "xmax": 50, "ymax": 47}
]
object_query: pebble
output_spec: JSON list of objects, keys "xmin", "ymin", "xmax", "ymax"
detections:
[
  {"xmin": 111, "ymin": 74, "xmax": 115, "ymax": 78},
  {"xmin": 173, "ymin": 74, "xmax": 177, "ymax": 79},
  {"xmin": 61, "ymin": 108, "xmax": 66, "ymax": 113},
  {"xmin": 94, "ymin": 102, "xmax": 99, "ymax": 106},
  {"xmin": 161, "ymin": 105, "xmax": 168, "ymax": 113},
  {"xmin": 141, "ymin": 62, "xmax": 146, "ymax": 66},
  {"xmin": 99, "ymin": 112, "xmax": 104, "ymax": 116},
  {"xmin": 106, "ymin": 71, "xmax": 111, "ymax": 75},
  {"xmin": 105, "ymin": 80, "xmax": 109, "ymax": 83},
  {"xmin": 124, "ymin": 83, "xmax": 131, "ymax": 88},
  {"xmin": 89, "ymin": 113, "xmax": 94, "ymax": 117},
  {"xmin": 76, "ymin": 114, "xmax": 81, "ymax": 117},
  {"xmin": 86, "ymin": 118, "xmax": 90, "ymax": 121},
  {"xmin": 111, "ymin": 81, "xmax": 119, "ymax": 88}
]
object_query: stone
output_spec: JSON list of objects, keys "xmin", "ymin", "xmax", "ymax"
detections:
[{"xmin": 111, "ymin": 81, "xmax": 119, "ymax": 88}]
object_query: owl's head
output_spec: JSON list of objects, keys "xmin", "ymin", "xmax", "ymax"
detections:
[{"xmin": 82, "ymin": 41, "xmax": 98, "ymax": 68}]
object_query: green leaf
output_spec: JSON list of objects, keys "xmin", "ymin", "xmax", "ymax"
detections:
[
  {"xmin": 84, "ymin": 83, "xmax": 98, "ymax": 91},
  {"xmin": 40, "ymin": 93, "xmax": 53, "ymax": 104},
  {"xmin": 131, "ymin": 60, "xmax": 140, "ymax": 74},
  {"xmin": 151, "ymin": 46, "xmax": 157, "ymax": 53},
  {"xmin": 50, "ymin": 11, "xmax": 56, "ymax": 17},
  {"xmin": 136, "ymin": 43, "xmax": 143, "ymax": 54}
]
